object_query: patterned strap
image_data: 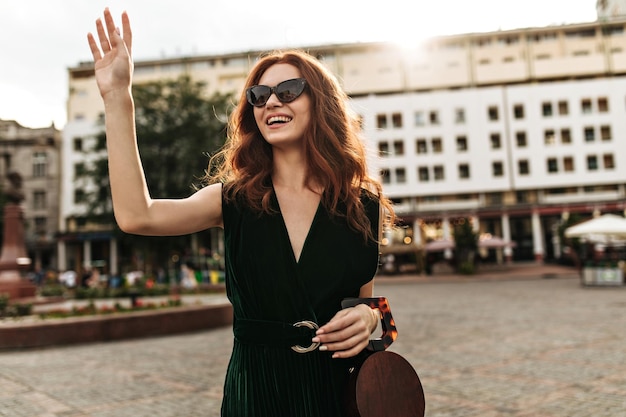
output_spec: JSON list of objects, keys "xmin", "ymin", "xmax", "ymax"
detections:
[{"xmin": 341, "ymin": 297, "xmax": 398, "ymax": 351}]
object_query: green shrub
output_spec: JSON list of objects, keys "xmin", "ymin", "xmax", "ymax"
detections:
[
  {"xmin": 40, "ymin": 285, "xmax": 66, "ymax": 297},
  {"xmin": 458, "ymin": 261, "xmax": 475, "ymax": 275}
]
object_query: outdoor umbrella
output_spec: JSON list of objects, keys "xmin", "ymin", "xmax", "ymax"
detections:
[
  {"xmin": 424, "ymin": 239, "xmax": 455, "ymax": 252},
  {"xmin": 564, "ymin": 214, "xmax": 626, "ymax": 243},
  {"xmin": 478, "ymin": 235, "xmax": 516, "ymax": 249}
]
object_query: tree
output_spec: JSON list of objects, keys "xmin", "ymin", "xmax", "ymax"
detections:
[
  {"xmin": 557, "ymin": 213, "xmax": 584, "ymax": 268},
  {"xmin": 78, "ymin": 75, "xmax": 232, "ymax": 275},
  {"xmin": 453, "ymin": 219, "xmax": 478, "ymax": 274}
]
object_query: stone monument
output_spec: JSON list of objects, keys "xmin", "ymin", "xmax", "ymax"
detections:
[{"xmin": 0, "ymin": 171, "xmax": 36, "ymax": 300}]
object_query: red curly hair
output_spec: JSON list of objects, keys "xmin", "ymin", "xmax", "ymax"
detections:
[{"xmin": 207, "ymin": 50, "xmax": 394, "ymax": 241}]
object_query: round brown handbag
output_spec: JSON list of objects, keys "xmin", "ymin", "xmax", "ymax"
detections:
[{"xmin": 341, "ymin": 298, "xmax": 425, "ymax": 417}]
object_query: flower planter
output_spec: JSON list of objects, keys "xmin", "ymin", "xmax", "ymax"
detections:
[{"xmin": 0, "ymin": 302, "xmax": 233, "ymax": 350}]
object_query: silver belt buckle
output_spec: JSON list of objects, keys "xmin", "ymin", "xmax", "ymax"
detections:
[{"xmin": 291, "ymin": 320, "xmax": 320, "ymax": 353}]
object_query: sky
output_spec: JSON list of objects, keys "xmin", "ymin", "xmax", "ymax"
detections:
[{"xmin": 0, "ymin": 0, "xmax": 599, "ymax": 129}]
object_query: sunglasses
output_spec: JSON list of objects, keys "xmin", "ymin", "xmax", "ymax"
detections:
[{"xmin": 246, "ymin": 78, "xmax": 307, "ymax": 107}]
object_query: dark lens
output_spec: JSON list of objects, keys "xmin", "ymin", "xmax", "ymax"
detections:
[
  {"xmin": 246, "ymin": 85, "xmax": 271, "ymax": 107},
  {"xmin": 276, "ymin": 79, "xmax": 306, "ymax": 103}
]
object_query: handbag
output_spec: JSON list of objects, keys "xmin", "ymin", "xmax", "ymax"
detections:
[{"xmin": 341, "ymin": 297, "xmax": 425, "ymax": 417}]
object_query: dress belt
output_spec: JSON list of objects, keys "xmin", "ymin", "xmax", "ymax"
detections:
[{"xmin": 234, "ymin": 318, "xmax": 321, "ymax": 353}]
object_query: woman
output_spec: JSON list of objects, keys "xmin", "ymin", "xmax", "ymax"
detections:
[{"xmin": 88, "ymin": 8, "xmax": 394, "ymax": 416}]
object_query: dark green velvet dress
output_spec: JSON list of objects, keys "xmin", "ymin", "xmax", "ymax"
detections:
[{"xmin": 220, "ymin": 187, "xmax": 380, "ymax": 417}]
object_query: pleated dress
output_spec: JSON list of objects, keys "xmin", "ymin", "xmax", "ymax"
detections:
[{"xmin": 220, "ymin": 186, "xmax": 380, "ymax": 417}]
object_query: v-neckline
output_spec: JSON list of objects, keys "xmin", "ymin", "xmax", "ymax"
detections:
[{"xmin": 272, "ymin": 189, "xmax": 322, "ymax": 265}]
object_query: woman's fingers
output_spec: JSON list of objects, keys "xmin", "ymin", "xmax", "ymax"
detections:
[
  {"xmin": 121, "ymin": 11, "xmax": 133, "ymax": 56},
  {"xmin": 323, "ymin": 334, "xmax": 368, "ymax": 359},
  {"xmin": 313, "ymin": 307, "xmax": 372, "ymax": 358},
  {"xmin": 103, "ymin": 8, "xmax": 118, "ymax": 44},
  {"xmin": 86, "ymin": 32, "xmax": 102, "ymax": 61},
  {"xmin": 95, "ymin": 17, "xmax": 111, "ymax": 54}
]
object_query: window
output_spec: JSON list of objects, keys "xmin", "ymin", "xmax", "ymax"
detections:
[
  {"xmin": 416, "ymin": 139, "xmax": 427, "ymax": 154},
  {"xmin": 392, "ymin": 113, "xmax": 403, "ymax": 128},
  {"xmin": 395, "ymin": 168, "xmax": 406, "ymax": 183},
  {"xmin": 516, "ymin": 132, "xmax": 527, "ymax": 147},
  {"xmin": 561, "ymin": 128, "xmax": 571, "ymax": 144},
  {"xmin": 581, "ymin": 99, "xmax": 592, "ymax": 114},
  {"xmin": 459, "ymin": 163, "xmax": 470, "ymax": 179},
  {"xmin": 603, "ymin": 154, "xmax": 615, "ymax": 169},
  {"xmin": 73, "ymin": 137, "xmax": 83, "ymax": 151},
  {"xmin": 544, "ymin": 129, "xmax": 556, "ymax": 145},
  {"xmin": 393, "ymin": 140, "xmax": 404, "ymax": 156},
  {"xmin": 418, "ymin": 167, "xmax": 429, "ymax": 181},
  {"xmin": 433, "ymin": 165, "xmax": 445, "ymax": 180},
  {"xmin": 414, "ymin": 111, "xmax": 425, "ymax": 126},
  {"xmin": 488, "ymin": 106, "xmax": 499, "ymax": 121},
  {"xmin": 542, "ymin": 102, "xmax": 553, "ymax": 117},
  {"xmin": 584, "ymin": 127, "xmax": 595, "ymax": 142},
  {"xmin": 488, "ymin": 192, "xmax": 503, "ymax": 205},
  {"xmin": 492, "ymin": 161, "xmax": 504, "ymax": 177},
  {"xmin": 431, "ymin": 138, "xmax": 443, "ymax": 153},
  {"xmin": 490, "ymin": 133, "xmax": 501, "ymax": 149},
  {"xmin": 429, "ymin": 111, "xmax": 440, "ymax": 125},
  {"xmin": 547, "ymin": 158, "xmax": 558, "ymax": 173},
  {"xmin": 498, "ymin": 35, "xmax": 519, "ymax": 45},
  {"xmin": 456, "ymin": 136, "xmax": 468, "ymax": 152},
  {"xmin": 33, "ymin": 190, "xmax": 46, "ymax": 210},
  {"xmin": 376, "ymin": 114, "xmax": 387, "ymax": 129},
  {"xmin": 455, "ymin": 108, "xmax": 465, "ymax": 124},
  {"xmin": 563, "ymin": 156, "xmax": 574, "ymax": 172},
  {"xmin": 32, "ymin": 152, "xmax": 48, "ymax": 178},
  {"xmin": 598, "ymin": 97, "xmax": 609, "ymax": 113},
  {"xmin": 513, "ymin": 104, "xmax": 524, "ymax": 119},
  {"xmin": 587, "ymin": 155, "xmax": 598, "ymax": 171},
  {"xmin": 380, "ymin": 168, "xmax": 390, "ymax": 184},
  {"xmin": 518, "ymin": 160, "xmax": 530, "ymax": 175},
  {"xmin": 528, "ymin": 32, "xmax": 557, "ymax": 43},
  {"xmin": 600, "ymin": 125, "xmax": 612, "ymax": 141},
  {"xmin": 516, "ymin": 191, "xmax": 529, "ymax": 203},
  {"xmin": 474, "ymin": 38, "xmax": 492, "ymax": 47},
  {"xmin": 558, "ymin": 100, "xmax": 569, "ymax": 115},
  {"xmin": 378, "ymin": 142, "xmax": 389, "ymax": 157}
]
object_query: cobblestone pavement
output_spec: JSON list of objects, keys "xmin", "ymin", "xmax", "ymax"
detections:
[{"xmin": 1, "ymin": 265, "xmax": 625, "ymax": 416}]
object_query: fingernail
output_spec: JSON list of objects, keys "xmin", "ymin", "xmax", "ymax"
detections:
[
  {"xmin": 319, "ymin": 345, "xmax": 328, "ymax": 351},
  {"xmin": 311, "ymin": 337, "xmax": 320, "ymax": 343}
]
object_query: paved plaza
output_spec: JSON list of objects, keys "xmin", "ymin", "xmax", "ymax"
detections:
[{"xmin": 1, "ymin": 265, "xmax": 625, "ymax": 416}]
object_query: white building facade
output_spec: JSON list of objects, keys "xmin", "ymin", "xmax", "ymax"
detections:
[{"xmin": 62, "ymin": 14, "xmax": 626, "ymax": 271}]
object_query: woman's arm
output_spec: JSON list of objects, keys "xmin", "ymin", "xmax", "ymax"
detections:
[{"xmin": 87, "ymin": 9, "xmax": 222, "ymax": 236}]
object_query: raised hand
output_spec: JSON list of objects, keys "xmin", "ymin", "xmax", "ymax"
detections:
[{"xmin": 87, "ymin": 8, "xmax": 133, "ymax": 98}]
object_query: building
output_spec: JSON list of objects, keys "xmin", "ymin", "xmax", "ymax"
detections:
[
  {"xmin": 0, "ymin": 119, "xmax": 61, "ymax": 272},
  {"xmin": 63, "ymin": 12, "xmax": 626, "ymax": 272}
]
